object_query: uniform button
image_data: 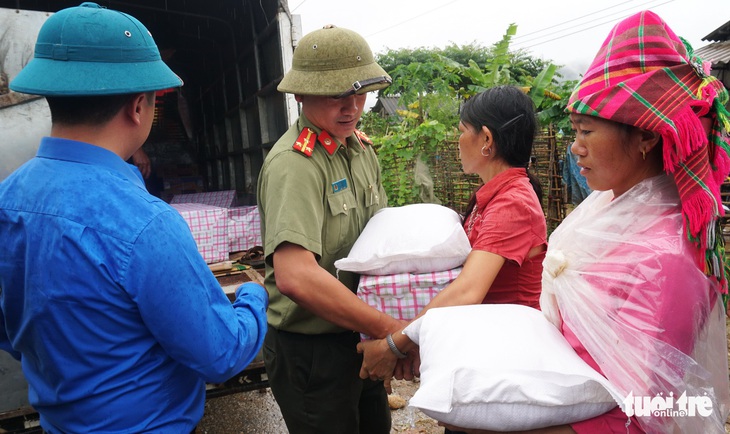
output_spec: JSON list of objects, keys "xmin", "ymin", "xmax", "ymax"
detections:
[
  {"xmin": 375, "ymin": 195, "xmax": 379, "ymax": 201},
  {"xmin": 343, "ymin": 203, "xmax": 348, "ymax": 211}
]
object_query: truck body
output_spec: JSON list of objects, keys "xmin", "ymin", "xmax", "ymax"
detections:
[{"xmin": 0, "ymin": 0, "xmax": 301, "ymax": 429}]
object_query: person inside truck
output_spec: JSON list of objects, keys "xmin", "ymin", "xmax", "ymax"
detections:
[
  {"xmin": 256, "ymin": 25, "xmax": 404, "ymax": 434},
  {"xmin": 0, "ymin": 3, "xmax": 267, "ymax": 433}
]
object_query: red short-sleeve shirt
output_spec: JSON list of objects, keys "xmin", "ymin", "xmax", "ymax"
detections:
[{"xmin": 464, "ymin": 168, "xmax": 547, "ymax": 308}]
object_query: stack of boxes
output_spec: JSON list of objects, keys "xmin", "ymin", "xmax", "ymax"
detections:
[
  {"xmin": 170, "ymin": 190, "xmax": 237, "ymax": 208},
  {"xmin": 228, "ymin": 206, "xmax": 262, "ymax": 254},
  {"xmin": 169, "ymin": 202, "xmax": 229, "ymax": 264},
  {"xmin": 169, "ymin": 190, "xmax": 262, "ymax": 263}
]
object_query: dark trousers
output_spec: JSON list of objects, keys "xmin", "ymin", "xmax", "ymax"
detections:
[{"xmin": 263, "ymin": 325, "xmax": 391, "ymax": 434}]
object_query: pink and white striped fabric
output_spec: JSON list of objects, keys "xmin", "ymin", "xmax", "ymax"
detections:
[
  {"xmin": 228, "ymin": 206, "xmax": 262, "ymax": 253},
  {"xmin": 171, "ymin": 190, "xmax": 237, "ymax": 208},
  {"xmin": 171, "ymin": 203, "xmax": 229, "ymax": 264},
  {"xmin": 357, "ymin": 267, "xmax": 462, "ymax": 321}
]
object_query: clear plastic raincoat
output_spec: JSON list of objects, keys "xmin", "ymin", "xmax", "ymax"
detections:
[{"xmin": 541, "ymin": 174, "xmax": 730, "ymax": 433}]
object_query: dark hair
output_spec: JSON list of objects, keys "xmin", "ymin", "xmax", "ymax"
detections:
[
  {"xmin": 46, "ymin": 92, "xmax": 154, "ymax": 126},
  {"xmin": 460, "ymin": 86, "xmax": 542, "ymax": 221}
]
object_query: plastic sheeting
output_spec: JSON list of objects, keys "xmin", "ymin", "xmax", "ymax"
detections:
[
  {"xmin": 0, "ymin": 8, "xmax": 53, "ymax": 182},
  {"xmin": 414, "ymin": 157, "xmax": 442, "ymax": 205},
  {"xmin": 541, "ymin": 174, "xmax": 730, "ymax": 433},
  {"xmin": 562, "ymin": 146, "xmax": 591, "ymax": 205}
]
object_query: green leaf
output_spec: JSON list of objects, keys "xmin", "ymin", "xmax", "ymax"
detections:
[
  {"xmin": 485, "ymin": 23, "xmax": 517, "ymax": 86},
  {"xmin": 529, "ymin": 63, "xmax": 557, "ymax": 109}
]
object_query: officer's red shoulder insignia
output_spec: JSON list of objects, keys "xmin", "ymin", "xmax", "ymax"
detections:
[
  {"xmin": 354, "ymin": 129, "xmax": 371, "ymax": 148},
  {"xmin": 318, "ymin": 130, "xmax": 339, "ymax": 156},
  {"xmin": 292, "ymin": 127, "xmax": 316, "ymax": 157}
]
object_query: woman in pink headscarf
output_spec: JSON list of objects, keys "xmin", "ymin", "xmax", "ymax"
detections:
[{"xmin": 441, "ymin": 10, "xmax": 730, "ymax": 434}]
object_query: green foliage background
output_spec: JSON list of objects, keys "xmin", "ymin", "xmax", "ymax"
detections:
[{"xmin": 361, "ymin": 24, "xmax": 578, "ymax": 207}]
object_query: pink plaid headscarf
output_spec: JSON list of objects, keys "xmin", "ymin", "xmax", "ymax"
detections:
[{"xmin": 567, "ymin": 10, "xmax": 730, "ymax": 293}]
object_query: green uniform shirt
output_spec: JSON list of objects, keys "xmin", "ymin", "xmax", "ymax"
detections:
[{"xmin": 257, "ymin": 115, "xmax": 387, "ymax": 334}]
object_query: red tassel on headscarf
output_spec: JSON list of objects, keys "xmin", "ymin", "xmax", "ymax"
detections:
[{"xmin": 661, "ymin": 105, "xmax": 711, "ymax": 174}]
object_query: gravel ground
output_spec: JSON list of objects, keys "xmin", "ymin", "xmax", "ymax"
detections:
[{"xmin": 196, "ymin": 379, "xmax": 441, "ymax": 434}]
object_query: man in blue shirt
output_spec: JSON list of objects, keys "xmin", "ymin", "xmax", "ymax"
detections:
[{"xmin": 0, "ymin": 3, "xmax": 268, "ymax": 433}]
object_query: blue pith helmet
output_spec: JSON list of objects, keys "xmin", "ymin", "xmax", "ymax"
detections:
[{"xmin": 10, "ymin": 2, "xmax": 183, "ymax": 96}]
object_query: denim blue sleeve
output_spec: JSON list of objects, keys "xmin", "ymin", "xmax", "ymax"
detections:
[
  {"xmin": 124, "ymin": 209, "xmax": 268, "ymax": 383},
  {"xmin": 232, "ymin": 281, "xmax": 268, "ymax": 358}
]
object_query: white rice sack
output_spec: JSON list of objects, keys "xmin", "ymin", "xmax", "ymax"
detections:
[
  {"xmin": 334, "ymin": 204, "xmax": 470, "ymax": 275},
  {"xmin": 403, "ymin": 304, "xmax": 623, "ymax": 431}
]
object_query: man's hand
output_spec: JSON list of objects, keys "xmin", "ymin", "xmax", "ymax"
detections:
[
  {"xmin": 131, "ymin": 148, "xmax": 151, "ymax": 179},
  {"xmin": 357, "ymin": 338, "xmax": 398, "ymax": 393}
]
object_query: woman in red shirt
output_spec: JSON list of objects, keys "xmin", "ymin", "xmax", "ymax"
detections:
[{"xmin": 358, "ymin": 85, "xmax": 547, "ymax": 388}]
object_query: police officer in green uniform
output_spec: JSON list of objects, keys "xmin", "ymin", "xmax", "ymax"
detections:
[{"xmin": 256, "ymin": 25, "xmax": 404, "ymax": 434}]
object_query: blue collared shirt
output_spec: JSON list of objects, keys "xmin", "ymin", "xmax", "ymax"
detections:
[{"xmin": 0, "ymin": 137, "xmax": 267, "ymax": 433}]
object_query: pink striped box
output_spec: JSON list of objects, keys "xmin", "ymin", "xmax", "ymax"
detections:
[
  {"xmin": 171, "ymin": 190, "xmax": 237, "ymax": 208},
  {"xmin": 171, "ymin": 203, "xmax": 229, "ymax": 264},
  {"xmin": 228, "ymin": 206, "xmax": 262, "ymax": 253},
  {"xmin": 357, "ymin": 267, "xmax": 462, "ymax": 321}
]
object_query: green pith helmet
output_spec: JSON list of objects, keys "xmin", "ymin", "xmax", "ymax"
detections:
[{"xmin": 277, "ymin": 25, "xmax": 391, "ymax": 97}]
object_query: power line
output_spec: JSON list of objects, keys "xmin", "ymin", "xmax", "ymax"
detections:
[
  {"xmin": 290, "ymin": 0, "xmax": 462, "ymax": 37},
  {"xmin": 291, "ymin": 0, "xmax": 307, "ymax": 13},
  {"xmin": 512, "ymin": 0, "xmax": 672, "ymax": 46},
  {"xmin": 291, "ymin": 0, "xmax": 674, "ymax": 54},
  {"xmin": 512, "ymin": 0, "xmax": 634, "ymax": 40},
  {"xmin": 365, "ymin": 0, "xmax": 463, "ymax": 38},
  {"xmin": 515, "ymin": 0, "xmax": 675, "ymax": 51},
  {"xmin": 512, "ymin": 0, "xmax": 674, "ymax": 50}
]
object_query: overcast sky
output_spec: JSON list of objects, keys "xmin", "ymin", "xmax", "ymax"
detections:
[{"xmin": 288, "ymin": 0, "xmax": 728, "ymax": 80}]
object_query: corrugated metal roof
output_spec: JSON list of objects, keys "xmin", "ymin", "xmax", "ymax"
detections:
[
  {"xmin": 695, "ymin": 41, "xmax": 730, "ymax": 66},
  {"xmin": 702, "ymin": 20, "xmax": 730, "ymax": 42},
  {"xmin": 373, "ymin": 96, "xmax": 405, "ymax": 117}
]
